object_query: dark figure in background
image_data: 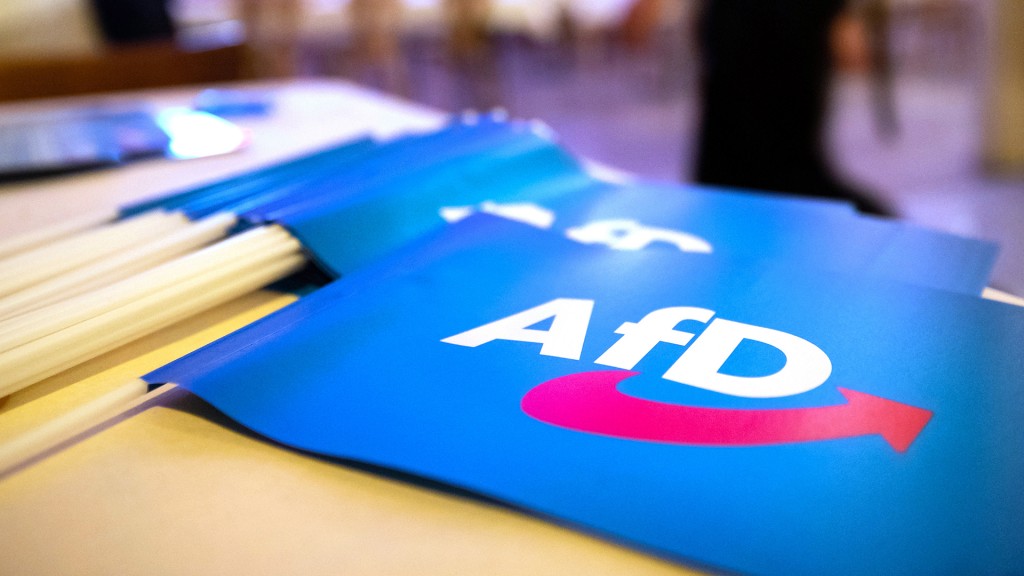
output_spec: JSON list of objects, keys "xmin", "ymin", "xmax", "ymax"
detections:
[
  {"xmin": 694, "ymin": 0, "xmax": 890, "ymax": 215},
  {"xmin": 89, "ymin": 0, "xmax": 175, "ymax": 45}
]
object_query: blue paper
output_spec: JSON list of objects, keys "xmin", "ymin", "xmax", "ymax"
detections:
[{"xmin": 148, "ymin": 215, "xmax": 1024, "ymax": 575}]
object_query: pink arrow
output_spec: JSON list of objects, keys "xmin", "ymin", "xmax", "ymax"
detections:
[{"xmin": 521, "ymin": 371, "xmax": 933, "ymax": 452}]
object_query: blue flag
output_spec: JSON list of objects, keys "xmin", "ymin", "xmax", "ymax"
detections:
[
  {"xmin": 494, "ymin": 178, "xmax": 999, "ymax": 294},
  {"xmin": 282, "ymin": 168, "xmax": 997, "ymax": 293},
  {"xmin": 147, "ymin": 215, "xmax": 1024, "ymax": 575}
]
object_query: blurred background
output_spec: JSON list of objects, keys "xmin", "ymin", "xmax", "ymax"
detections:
[{"xmin": 0, "ymin": 0, "xmax": 1022, "ymax": 293}]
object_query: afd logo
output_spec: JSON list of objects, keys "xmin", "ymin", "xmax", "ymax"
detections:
[
  {"xmin": 442, "ymin": 299, "xmax": 932, "ymax": 452},
  {"xmin": 440, "ymin": 201, "xmax": 714, "ymax": 254}
]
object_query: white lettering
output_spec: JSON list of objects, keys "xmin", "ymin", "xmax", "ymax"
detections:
[
  {"xmin": 438, "ymin": 202, "xmax": 555, "ymax": 229},
  {"xmin": 441, "ymin": 298, "xmax": 594, "ymax": 360},
  {"xmin": 448, "ymin": 299, "xmax": 832, "ymax": 399},
  {"xmin": 594, "ymin": 307, "xmax": 715, "ymax": 369},
  {"xmin": 664, "ymin": 319, "xmax": 832, "ymax": 398},
  {"xmin": 566, "ymin": 219, "xmax": 713, "ymax": 253}
]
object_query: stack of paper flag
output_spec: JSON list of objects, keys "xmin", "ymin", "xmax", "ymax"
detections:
[{"xmin": 2, "ymin": 114, "xmax": 1021, "ymax": 575}]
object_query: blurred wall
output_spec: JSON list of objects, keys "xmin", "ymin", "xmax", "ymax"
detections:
[
  {"xmin": 984, "ymin": 0, "xmax": 1024, "ymax": 171},
  {"xmin": 0, "ymin": 0, "xmax": 102, "ymax": 58},
  {"xmin": 0, "ymin": 0, "xmax": 247, "ymax": 102}
]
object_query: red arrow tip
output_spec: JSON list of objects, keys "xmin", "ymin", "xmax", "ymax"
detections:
[{"xmin": 837, "ymin": 388, "xmax": 933, "ymax": 452}]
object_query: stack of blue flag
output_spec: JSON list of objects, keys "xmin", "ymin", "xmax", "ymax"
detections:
[{"xmin": 131, "ymin": 114, "xmax": 1021, "ymax": 575}]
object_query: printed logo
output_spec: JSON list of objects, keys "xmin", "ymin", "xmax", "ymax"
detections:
[
  {"xmin": 440, "ymin": 201, "xmax": 556, "ymax": 229},
  {"xmin": 442, "ymin": 298, "xmax": 933, "ymax": 452},
  {"xmin": 566, "ymin": 220, "xmax": 712, "ymax": 253},
  {"xmin": 521, "ymin": 371, "xmax": 932, "ymax": 452},
  {"xmin": 440, "ymin": 202, "xmax": 713, "ymax": 253}
]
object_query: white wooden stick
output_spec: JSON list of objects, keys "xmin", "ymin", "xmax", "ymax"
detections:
[
  {"xmin": 0, "ymin": 224, "xmax": 295, "ymax": 352},
  {"xmin": 0, "ymin": 212, "xmax": 238, "ymax": 321},
  {"xmin": 0, "ymin": 208, "xmax": 117, "ymax": 260},
  {"xmin": 0, "ymin": 378, "xmax": 150, "ymax": 475},
  {"xmin": 982, "ymin": 287, "xmax": 1024, "ymax": 307},
  {"xmin": 0, "ymin": 210, "xmax": 192, "ymax": 298},
  {"xmin": 0, "ymin": 249, "xmax": 306, "ymax": 396}
]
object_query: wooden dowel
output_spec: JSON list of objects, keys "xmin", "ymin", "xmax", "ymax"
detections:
[
  {"xmin": 0, "ymin": 249, "xmax": 306, "ymax": 396},
  {"xmin": 0, "ymin": 378, "xmax": 151, "ymax": 475},
  {"xmin": 982, "ymin": 287, "xmax": 1024, "ymax": 307},
  {"xmin": 0, "ymin": 213, "xmax": 238, "ymax": 321},
  {"xmin": 0, "ymin": 211, "xmax": 192, "ymax": 298},
  {"xmin": 0, "ymin": 224, "xmax": 294, "ymax": 352},
  {"xmin": 0, "ymin": 209, "xmax": 117, "ymax": 260}
]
